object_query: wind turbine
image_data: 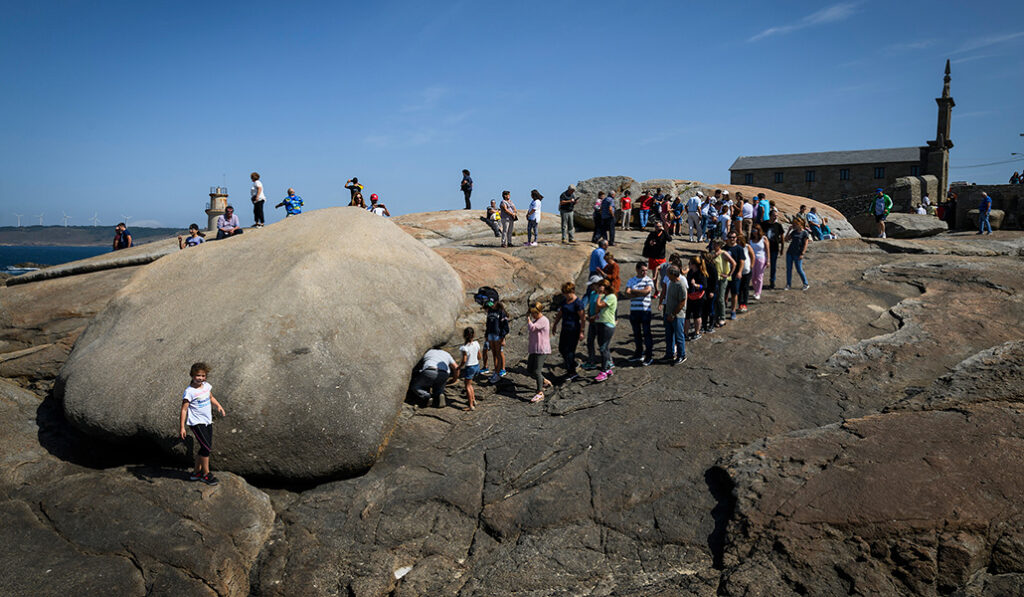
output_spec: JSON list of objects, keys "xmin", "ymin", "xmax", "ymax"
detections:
[
  {"xmin": 13, "ymin": 214, "xmax": 23, "ymax": 227},
  {"xmin": 89, "ymin": 213, "xmax": 100, "ymax": 226},
  {"xmin": 62, "ymin": 212, "xmax": 72, "ymax": 227},
  {"xmin": 120, "ymin": 214, "xmax": 132, "ymax": 226},
  {"xmin": 36, "ymin": 213, "xmax": 44, "ymax": 226}
]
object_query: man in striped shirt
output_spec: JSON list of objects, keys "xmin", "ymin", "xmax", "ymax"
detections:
[{"xmin": 624, "ymin": 262, "xmax": 655, "ymax": 366}]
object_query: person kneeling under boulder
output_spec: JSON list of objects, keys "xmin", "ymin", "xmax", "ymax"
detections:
[{"xmin": 412, "ymin": 346, "xmax": 459, "ymax": 408}]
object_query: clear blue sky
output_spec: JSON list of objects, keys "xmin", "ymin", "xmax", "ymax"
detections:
[{"xmin": 2, "ymin": 1, "xmax": 1022, "ymax": 228}]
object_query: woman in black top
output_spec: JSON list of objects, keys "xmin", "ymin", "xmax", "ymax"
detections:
[
  {"xmin": 685, "ymin": 256, "xmax": 708, "ymax": 340},
  {"xmin": 784, "ymin": 219, "xmax": 811, "ymax": 290},
  {"xmin": 700, "ymin": 251, "xmax": 718, "ymax": 333}
]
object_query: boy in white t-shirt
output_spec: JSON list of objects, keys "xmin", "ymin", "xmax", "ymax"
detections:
[
  {"xmin": 458, "ymin": 327, "xmax": 481, "ymax": 411},
  {"xmin": 179, "ymin": 362, "xmax": 226, "ymax": 485}
]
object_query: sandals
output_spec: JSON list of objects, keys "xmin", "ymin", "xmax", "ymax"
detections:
[{"xmin": 530, "ymin": 393, "xmax": 545, "ymax": 403}]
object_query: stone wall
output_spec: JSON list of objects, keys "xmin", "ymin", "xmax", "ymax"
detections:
[
  {"xmin": 730, "ymin": 160, "xmax": 921, "ymax": 204},
  {"xmin": 888, "ymin": 175, "xmax": 939, "ymax": 213},
  {"xmin": 950, "ymin": 183, "xmax": 1024, "ymax": 230}
]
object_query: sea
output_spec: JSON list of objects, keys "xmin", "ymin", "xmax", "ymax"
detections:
[{"xmin": 0, "ymin": 245, "xmax": 109, "ymax": 275}]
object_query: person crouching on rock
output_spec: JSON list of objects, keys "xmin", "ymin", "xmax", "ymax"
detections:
[
  {"xmin": 483, "ymin": 200, "xmax": 502, "ymax": 238},
  {"xmin": 527, "ymin": 302, "xmax": 553, "ymax": 403},
  {"xmin": 412, "ymin": 346, "xmax": 458, "ymax": 408},
  {"xmin": 485, "ymin": 301, "xmax": 510, "ymax": 384},
  {"xmin": 458, "ymin": 327, "xmax": 481, "ymax": 411},
  {"xmin": 179, "ymin": 362, "xmax": 226, "ymax": 486},
  {"xmin": 276, "ymin": 189, "xmax": 303, "ymax": 217}
]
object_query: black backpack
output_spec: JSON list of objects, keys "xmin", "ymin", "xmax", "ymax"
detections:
[{"xmin": 474, "ymin": 286, "xmax": 500, "ymax": 308}]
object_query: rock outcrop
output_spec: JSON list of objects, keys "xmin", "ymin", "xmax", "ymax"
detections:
[
  {"xmin": 572, "ymin": 176, "xmax": 642, "ymax": 229},
  {"xmin": 394, "ymin": 209, "xmax": 560, "ymax": 248},
  {"xmin": 58, "ymin": 208, "xmax": 464, "ymax": 481},
  {"xmin": 850, "ymin": 212, "xmax": 949, "ymax": 238}
]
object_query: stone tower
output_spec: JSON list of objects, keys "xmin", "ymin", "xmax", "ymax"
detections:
[
  {"xmin": 925, "ymin": 60, "xmax": 955, "ymax": 197},
  {"xmin": 206, "ymin": 186, "xmax": 228, "ymax": 232}
]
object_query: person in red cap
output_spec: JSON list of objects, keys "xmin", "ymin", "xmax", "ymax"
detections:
[{"xmin": 367, "ymin": 194, "xmax": 390, "ymax": 217}]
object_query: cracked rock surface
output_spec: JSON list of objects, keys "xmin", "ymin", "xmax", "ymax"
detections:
[{"xmin": 1, "ymin": 220, "xmax": 1023, "ymax": 596}]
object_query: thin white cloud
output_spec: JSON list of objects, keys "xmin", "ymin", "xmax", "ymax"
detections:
[
  {"xmin": 951, "ymin": 31, "xmax": 1024, "ymax": 55},
  {"xmin": 885, "ymin": 39, "xmax": 936, "ymax": 52},
  {"xmin": 951, "ymin": 54, "xmax": 998, "ymax": 65},
  {"xmin": 129, "ymin": 219, "xmax": 163, "ymax": 228},
  {"xmin": 401, "ymin": 85, "xmax": 448, "ymax": 112},
  {"xmin": 749, "ymin": 3, "xmax": 859, "ymax": 42}
]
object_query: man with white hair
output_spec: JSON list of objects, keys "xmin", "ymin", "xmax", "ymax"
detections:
[{"xmin": 685, "ymin": 192, "xmax": 703, "ymax": 242}]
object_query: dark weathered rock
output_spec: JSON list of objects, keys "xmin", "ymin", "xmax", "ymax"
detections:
[
  {"xmin": 572, "ymin": 176, "xmax": 642, "ymax": 230},
  {"xmin": 850, "ymin": 212, "xmax": 949, "ymax": 238},
  {"xmin": 59, "ymin": 208, "xmax": 465, "ymax": 481},
  {"xmin": 967, "ymin": 208, "xmax": 1006, "ymax": 230}
]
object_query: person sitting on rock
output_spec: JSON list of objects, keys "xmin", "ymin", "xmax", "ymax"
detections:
[
  {"xmin": 1010, "ymin": 171, "xmax": 1020, "ymax": 185},
  {"xmin": 348, "ymin": 192, "xmax": 366, "ymax": 208},
  {"xmin": 275, "ymin": 190, "xmax": 303, "ymax": 218},
  {"xmin": 483, "ymin": 199, "xmax": 501, "ymax": 238},
  {"xmin": 820, "ymin": 217, "xmax": 835, "ymax": 240},
  {"xmin": 178, "ymin": 223, "xmax": 206, "ymax": 249},
  {"xmin": 216, "ymin": 206, "xmax": 244, "ymax": 239},
  {"xmin": 805, "ymin": 207, "xmax": 823, "ymax": 241},
  {"xmin": 412, "ymin": 346, "xmax": 458, "ymax": 408},
  {"xmin": 112, "ymin": 222, "xmax": 133, "ymax": 251},
  {"xmin": 367, "ymin": 194, "xmax": 390, "ymax": 217}
]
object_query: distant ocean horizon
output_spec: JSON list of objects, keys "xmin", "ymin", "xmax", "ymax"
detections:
[{"xmin": 0, "ymin": 245, "xmax": 110, "ymax": 274}]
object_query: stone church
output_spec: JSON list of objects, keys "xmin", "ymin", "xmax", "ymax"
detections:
[{"xmin": 729, "ymin": 61, "xmax": 954, "ymax": 209}]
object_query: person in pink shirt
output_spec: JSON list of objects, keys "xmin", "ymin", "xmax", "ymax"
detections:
[{"xmin": 527, "ymin": 301, "xmax": 553, "ymax": 403}]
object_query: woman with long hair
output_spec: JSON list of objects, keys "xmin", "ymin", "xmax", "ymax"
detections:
[
  {"xmin": 685, "ymin": 256, "xmax": 708, "ymax": 340},
  {"xmin": 748, "ymin": 225, "xmax": 769, "ymax": 301}
]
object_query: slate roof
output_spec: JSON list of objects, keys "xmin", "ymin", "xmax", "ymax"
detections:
[{"xmin": 729, "ymin": 147, "xmax": 923, "ymax": 170}]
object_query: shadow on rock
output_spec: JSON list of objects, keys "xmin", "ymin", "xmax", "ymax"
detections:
[{"xmin": 705, "ymin": 465, "xmax": 736, "ymax": 570}]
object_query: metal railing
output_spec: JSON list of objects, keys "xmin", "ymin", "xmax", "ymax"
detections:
[{"xmin": 209, "ymin": 186, "xmax": 228, "ymax": 195}]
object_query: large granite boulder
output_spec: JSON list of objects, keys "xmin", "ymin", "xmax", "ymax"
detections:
[
  {"xmin": 58, "ymin": 208, "xmax": 464, "ymax": 481},
  {"xmin": 572, "ymin": 176, "xmax": 641, "ymax": 230},
  {"xmin": 394, "ymin": 209, "xmax": 559, "ymax": 248},
  {"xmin": 850, "ymin": 212, "xmax": 949, "ymax": 238}
]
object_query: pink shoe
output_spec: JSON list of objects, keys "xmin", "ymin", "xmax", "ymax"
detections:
[{"xmin": 594, "ymin": 369, "xmax": 614, "ymax": 382}]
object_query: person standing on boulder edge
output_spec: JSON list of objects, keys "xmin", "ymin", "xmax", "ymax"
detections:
[
  {"xmin": 552, "ymin": 282, "xmax": 585, "ymax": 381},
  {"xmin": 558, "ymin": 185, "xmax": 577, "ymax": 243},
  {"xmin": 526, "ymin": 190, "xmax": 543, "ymax": 246},
  {"xmin": 461, "ymin": 169, "xmax": 473, "ymax": 210},
  {"xmin": 250, "ymin": 172, "xmax": 266, "ymax": 228},
  {"xmin": 344, "ymin": 178, "xmax": 363, "ymax": 203},
  {"xmin": 869, "ymin": 188, "xmax": 892, "ymax": 238},
  {"xmin": 526, "ymin": 302, "xmax": 553, "ymax": 403},
  {"xmin": 499, "ymin": 191, "xmax": 517, "ymax": 248},
  {"xmin": 179, "ymin": 362, "xmax": 226, "ymax": 486}
]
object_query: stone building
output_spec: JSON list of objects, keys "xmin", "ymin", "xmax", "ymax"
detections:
[{"xmin": 729, "ymin": 61, "xmax": 954, "ymax": 212}]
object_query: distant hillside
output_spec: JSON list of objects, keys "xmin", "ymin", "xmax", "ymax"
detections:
[{"xmin": 0, "ymin": 225, "xmax": 187, "ymax": 247}]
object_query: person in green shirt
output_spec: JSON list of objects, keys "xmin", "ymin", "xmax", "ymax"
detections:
[
  {"xmin": 594, "ymin": 279, "xmax": 618, "ymax": 382},
  {"xmin": 868, "ymin": 188, "xmax": 893, "ymax": 238}
]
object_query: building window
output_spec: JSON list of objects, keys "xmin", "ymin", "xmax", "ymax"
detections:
[
  {"xmin": 805, "ymin": 170, "xmax": 816, "ymax": 183},
  {"xmin": 839, "ymin": 168, "xmax": 850, "ymax": 181},
  {"xmin": 744, "ymin": 173, "xmax": 753, "ymax": 185},
  {"xmin": 910, "ymin": 165, "xmax": 921, "ymax": 176},
  {"xmin": 774, "ymin": 172, "xmax": 784, "ymax": 183},
  {"xmin": 874, "ymin": 167, "xmax": 886, "ymax": 179}
]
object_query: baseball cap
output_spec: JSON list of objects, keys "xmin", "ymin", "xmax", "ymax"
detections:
[{"xmin": 588, "ymin": 274, "xmax": 603, "ymax": 285}]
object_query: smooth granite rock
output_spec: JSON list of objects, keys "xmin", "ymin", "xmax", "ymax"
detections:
[{"xmin": 59, "ymin": 208, "xmax": 464, "ymax": 481}]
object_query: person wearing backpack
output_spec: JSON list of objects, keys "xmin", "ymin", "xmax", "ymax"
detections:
[{"xmin": 485, "ymin": 301, "xmax": 510, "ymax": 384}]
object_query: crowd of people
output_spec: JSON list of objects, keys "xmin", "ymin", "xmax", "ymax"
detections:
[{"xmin": 412, "ymin": 186, "xmax": 820, "ymax": 410}]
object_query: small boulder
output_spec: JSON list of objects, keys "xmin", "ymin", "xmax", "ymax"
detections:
[
  {"xmin": 967, "ymin": 209, "xmax": 1005, "ymax": 230},
  {"xmin": 850, "ymin": 212, "xmax": 949, "ymax": 238},
  {"xmin": 58, "ymin": 208, "xmax": 464, "ymax": 481},
  {"xmin": 572, "ymin": 176, "xmax": 641, "ymax": 230}
]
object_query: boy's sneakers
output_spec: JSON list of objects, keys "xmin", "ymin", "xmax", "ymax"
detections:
[
  {"xmin": 627, "ymin": 354, "xmax": 643, "ymax": 363},
  {"xmin": 189, "ymin": 471, "xmax": 203, "ymax": 482},
  {"xmin": 802, "ymin": 284, "xmax": 810, "ymax": 291},
  {"xmin": 672, "ymin": 355, "xmax": 687, "ymax": 366},
  {"xmin": 641, "ymin": 357, "xmax": 653, "ymax": 367},
  {"xmin": 594, "ymin": 369, "xmax": 614, "ymax": 382},
  {"xmin": 498, "ymin": 369, "xmax": 507, "ymax": 377},
  {"xmin": 729, "ymin": 311, "xmax": 737, "ymax": 320},
  {"xmin": 478, "ymin": 367, "xmax": 491, "ymax": 376},
  {"xmin": 202, "ymin": 473, "xmax": 219, "ymax": 486},
  {"xmin": 580, "ymin": 362, "xmax": 598, "ymax": 370}
]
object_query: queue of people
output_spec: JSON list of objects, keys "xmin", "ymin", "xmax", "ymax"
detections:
[{"xmin": 413, "ymin": 190, "xmax": 816, "ymax": 411}]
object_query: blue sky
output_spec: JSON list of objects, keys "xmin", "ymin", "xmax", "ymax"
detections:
[{"xmin": 1, "ymin": 1, "xmax": 1022, "ymax": 228}]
